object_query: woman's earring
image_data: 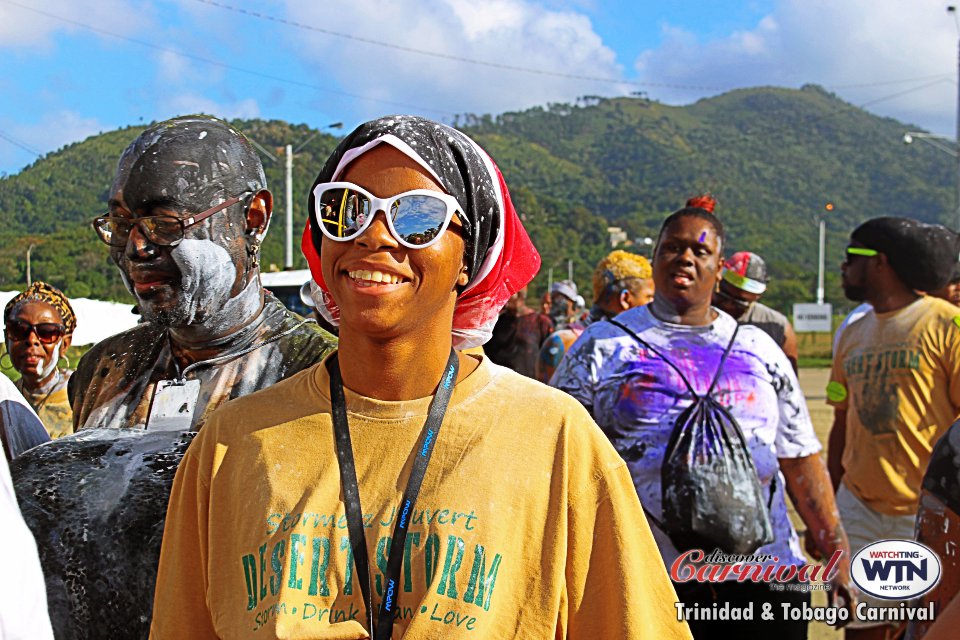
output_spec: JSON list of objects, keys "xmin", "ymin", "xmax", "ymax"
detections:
[
  {"xmin": 58, "ymin": 353, "xmax": 70, "ymax": 370},
  {"xmin": 0, "ymin": 352, "xmax": 11, "ymax": 369}
]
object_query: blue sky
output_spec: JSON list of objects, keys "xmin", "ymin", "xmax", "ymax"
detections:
[{"xmin": 2, "ymin": 0, "xmax": 958, "ymax": 175}]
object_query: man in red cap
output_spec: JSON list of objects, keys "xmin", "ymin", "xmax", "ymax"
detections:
[{"xmin": 712, "ymin": 251, "xmax": 799, "ymax": 372}]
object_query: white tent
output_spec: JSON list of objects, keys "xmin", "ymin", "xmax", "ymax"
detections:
[{"xmin": 0, "ymin": 291, "xmax": 138, "ymax": 346}]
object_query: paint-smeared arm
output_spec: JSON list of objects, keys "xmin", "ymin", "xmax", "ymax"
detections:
[
  {"xmin": 780, "ymin": 454, "xmax": 853, "ymax": 616},
  {"xmin": 827, "ymin": 408, "xmax": 846, "ymax": 492},
  {"xmin": 548, "ymin": 326, "xmax": 606, "ymax": 414},
  {"xmin": 536, "ymin": 332, "xmax": 566, "ymax": 384},
  {"xmin": 782, "ymin": 321, "xmax": 799, "ymax": 374}
]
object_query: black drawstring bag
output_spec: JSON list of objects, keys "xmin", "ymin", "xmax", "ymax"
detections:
[{"xmin": 609, "ymin": 320, "xmax": 774, "ymax": 555}]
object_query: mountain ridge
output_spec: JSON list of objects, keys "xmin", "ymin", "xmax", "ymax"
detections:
[{"xmin": 0, "ymin": 85, "xmax": 953, "ymax": 313}]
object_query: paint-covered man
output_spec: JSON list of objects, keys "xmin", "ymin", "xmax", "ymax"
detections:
[
  {"xmin": 11, "ymin": 116, "xmax": 337, "ymax": 638},
  {"xmin": 72, "ymin": 116, "xmax": 336, "ymax": 429}
]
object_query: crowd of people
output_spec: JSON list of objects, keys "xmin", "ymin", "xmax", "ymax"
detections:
[{"xmin": 0, "ymin": 113, "xmax": 959, "ymax": 640}]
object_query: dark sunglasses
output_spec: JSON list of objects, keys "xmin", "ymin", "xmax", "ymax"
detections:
[
  {"xmin": 714, "ymin": 287, "xmax": 754, "ymax": 310},
  {"xmin": 92, "ymin": 192, "xmax": 253, "ymax": 248},
  {"xmin": 5, "ymin": 319, "xmax": 66, "ymax": 344}
]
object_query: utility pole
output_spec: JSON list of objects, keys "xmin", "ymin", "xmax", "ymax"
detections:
[
  {"xmin": 950, "ymin": 6, "xmax": 960, "ymax": 228},
  {"xmin": 817, "ymin": 218, "xmax": 826, "ymax": 305},
  {"xmin": 285, "ymin": 144, "xmax": 294, "ymax": 269},
  {"xmin": 246, "ymin": 123, "xmax": 343, "ymax": 270},
  {"xmin": 26, "ymin": 243, "xmax": 35, "ymax": 285},
  {"xmin": 817, "ymin": 203, "xmax": 833, "ymax": 306},
  {"xmin": 955, "ymin": 35, "xmax": 960, "ymax": 229}
]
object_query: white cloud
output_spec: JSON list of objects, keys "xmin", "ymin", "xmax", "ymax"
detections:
[
  {"xmin": 635, "ymin": 0, "xmax": 959, "ymax": 135},
  {"xmin": 156, "ymin": 50, "xmax": 195, "ymax": 84},
  {"xmin": 0, "ymin": 110, "xmax": 106, "ymax": 173},
  {"xmin": 0, "ymin": 0, "xmax": 151, "ymax": 49},
  {"xmin": 279, "ymin": 0, "xmax": 626, "ymax": 120},
  {"xmin": 159, "ymin": 94, "xmax": 261, "ymax": 120}
]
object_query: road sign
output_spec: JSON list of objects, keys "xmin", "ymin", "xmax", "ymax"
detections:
[{"xmin": 793, "ymin": 303, "xmax": 833, "ymax": 332}]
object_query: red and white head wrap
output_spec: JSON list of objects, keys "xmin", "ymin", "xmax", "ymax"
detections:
[{"xmin": 301, "ymin": 115, "xmax": 540, "ymax": 348}]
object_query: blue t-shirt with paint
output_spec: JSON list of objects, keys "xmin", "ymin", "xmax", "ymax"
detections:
[{"xmin": 550, "ymin": 305, "xmax": 820, "ymax": 570}]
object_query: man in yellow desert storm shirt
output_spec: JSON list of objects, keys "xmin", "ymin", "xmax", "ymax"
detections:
[{"xmin": 151, "ymin": 354, "xmax": 690, "ymax": 639}]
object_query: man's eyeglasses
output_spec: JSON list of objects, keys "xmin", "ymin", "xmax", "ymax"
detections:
[
  {"xmin": 91, "ymin": 192, "xmax": 253, "ymax": 248},
  {"xmin": 5, "ymin": 319, "xmax": 66, "ymax": 344}
]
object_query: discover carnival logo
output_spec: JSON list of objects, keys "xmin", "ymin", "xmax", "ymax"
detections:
[
  {"xmin": 672, "ymin": 543, "xmax": 942, "ymax": 627},
  {"xmin": 851, "ymin": 540, "xmax": 942, "ymax": 600}
]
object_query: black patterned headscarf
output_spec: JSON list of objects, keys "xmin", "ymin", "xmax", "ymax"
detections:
[{"xmin": 301, "ymin": 115, "xmax": 540, "ymax": 348}]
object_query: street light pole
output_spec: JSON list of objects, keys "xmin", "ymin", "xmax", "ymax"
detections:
[
  {"xmin": 817, "ymin": 218, "xmax": 825, "ymax": 305},
  {"xmin": 904, "ymin": 130, "xmax": 959, "ymax": 226},
  {"xmin": 26, "ymin": 243, "xmax": 35, "ymax": 286},
  {"xmin": 949, "ymin": 5, "xmax": 960, "ymax": 228},
  {"xmin": 955, "ymin": 36, "xmax": 960, "ymax": 229},
  {"xmin": 283, "ymin": 122, "xmax": 343, "ymax": 269},
  {"xmin": 247, "ymin": 123, "xmax": 343, "ymax": 270},
  {"xmin": 817, "ymin": 203, "xmax": 833, "ymax": 306},
  {"xmin": 285, "ymin": 144, "xmax": 294, "ymax": 269}
]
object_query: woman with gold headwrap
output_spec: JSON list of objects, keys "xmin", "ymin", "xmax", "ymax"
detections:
[
  {"xmin": 535, "ymin": 250, "xmax": 654, "ymax": 383},
  {"xmin": 3, "ymin": 281, "xmax": 77, "ymax": 438}
]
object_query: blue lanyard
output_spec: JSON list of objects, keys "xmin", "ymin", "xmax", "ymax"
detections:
[{"xmin": 328, "ymin": 350, "xmax": 459, "ymax": 639}]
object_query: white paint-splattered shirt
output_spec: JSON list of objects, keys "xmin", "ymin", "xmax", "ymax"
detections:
[{"xmin": 550, "ymin": 305, "xmax": 821, "ymax": 570}]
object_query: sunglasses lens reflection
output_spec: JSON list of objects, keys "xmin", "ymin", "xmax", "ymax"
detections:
[
  {"xmin": 317, "ymin": 188, "xmax": 452, "ymax": 247},
  {"xmin": 318, "ymin": 188, "xmax": 370, "ymax": 239},
  {"xmin": 391, "ymin": 195, "xmax": 449, "ymax": 246}
]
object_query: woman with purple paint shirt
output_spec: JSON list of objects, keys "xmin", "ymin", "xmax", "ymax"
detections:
[{"xmin": 551, "ymin": 203, "xmax": 853, "ymax": 640}]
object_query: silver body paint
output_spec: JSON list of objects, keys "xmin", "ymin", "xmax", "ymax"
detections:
[{"xmin": 166, "ymin": 237, "xmax": 246, "ymax": 330}]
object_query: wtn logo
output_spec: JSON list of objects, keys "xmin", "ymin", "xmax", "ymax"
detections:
[
  {"xmin": 861, "ymin": 558, "xmax": 927, "ymax": 583},
  {"xmin": 851, "ymin": 540, "xmax": 941, "ymax": 600}
]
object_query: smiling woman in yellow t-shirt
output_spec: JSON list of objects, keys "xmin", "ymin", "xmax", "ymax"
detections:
[{"xmin": 151, "ymin": 116, "xmax": 689, "ymax": 640}]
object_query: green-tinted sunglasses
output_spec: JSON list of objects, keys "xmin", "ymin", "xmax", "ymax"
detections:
[{"xmin": 845, "ymin": 246, "xmax": 879, "ymax": 259}]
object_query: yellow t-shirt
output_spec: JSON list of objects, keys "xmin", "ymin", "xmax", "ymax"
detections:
[
  {"xmin": 828, "ymin": 296, "xmax": 960, "ymax": 515},
  {"xmin": 152, "ymin": 354, "xmax": 689, "ymax": 640},
  {"xmin": 16, "ymin": 370, "xmax": 74, "ymax": 439}
]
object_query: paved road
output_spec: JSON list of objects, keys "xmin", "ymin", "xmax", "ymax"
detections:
[{"xmin": 796, "ymin": 368, "xmax": 839, "ymax": 640}]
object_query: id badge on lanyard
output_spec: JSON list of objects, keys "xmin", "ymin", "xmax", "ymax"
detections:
[{"xmin": 147, "ymin": 379, "xmax": 201, "ymax": 431}]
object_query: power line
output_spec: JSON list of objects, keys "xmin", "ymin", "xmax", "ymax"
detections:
[
  {"xmin": 1, "ymin": 0, "xmax": 454, "ymax": 117},
  {"xmin": 827, "ymin": 73, "xmax": 953, "ymax": 90},
  {"xmin": 188, "ymin": 0, "xmax": 727, "ymax": 92},
  {"xmin": 0, "ymin": 129, "xmax": 42, "ymax": 156},
  {"xmin": 8, "ymin": 0, "xmax": 954, "ymax": 117},
  {"xmin": 856, "ymin": 77, "xmax": 951, "ymax": 109},
  {"xmin": 192, "ymin": 0, "xmax": 960, "ymax": 96}
]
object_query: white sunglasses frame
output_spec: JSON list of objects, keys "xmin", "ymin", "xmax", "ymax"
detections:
[{"xmin": 312, "ymin": 181, "xmax": 464, "ymax": 250}]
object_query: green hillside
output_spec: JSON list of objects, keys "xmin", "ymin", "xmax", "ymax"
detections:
[{"xmin": 0, "ymin": 85, "xmax": 954, "ymax": 314}]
